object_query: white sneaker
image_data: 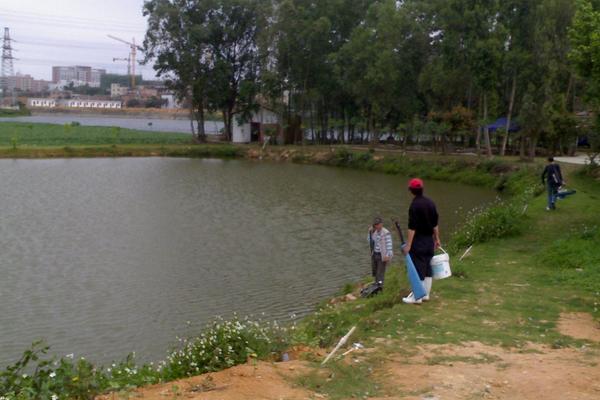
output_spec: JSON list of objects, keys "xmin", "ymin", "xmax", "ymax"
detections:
[{"xmin": 402, "ymin": 292, "xmax": 422, "ymax": 304}]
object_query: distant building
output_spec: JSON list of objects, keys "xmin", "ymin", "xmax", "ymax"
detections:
[
  {"xmin": 90, "ymin": 69, "xmax": 106, "ymax": 87},
  {"xmin": 232, "ymin": 108, "xmax": 280, "ymax": 143},
  {"xmin": 27, "ymin": 97, "xmax": 121, "ymax": 109},
  {"xmin": 27, "ymin": 98, "xmax": 57, "ymax": 107},
  {"xmin": 62, "ymin": 99, "xmax": 121, "ymax": 109},
  {"xmin": 137, "ymin": 85, "xmax": 159, "ymax": 98},
  {"xmin": 52, "ymin": 66, "xmax": 105, "ymax": 88},
  {"xmin": 110, "ymin": 83, "xmax": 129, "ymax": 97},
  {"xmin": 7, "ymin": 74, "xmax": 50, "ymax": 92},
  {"xmin": 160, "ymin": 93, "xmax": 180, "ymax": 109}
]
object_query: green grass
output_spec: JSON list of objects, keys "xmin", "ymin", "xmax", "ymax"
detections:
[
  {"xmin": 0, "ymin": 108, "xmax": 31, "ymax": 117},
  {"xmin": 0, "ymin": 122, "xmax": 192, "ymax": 146},
  {"xmin": 292, "ymin": 165, "xmax": 600, "ymax": 395}
]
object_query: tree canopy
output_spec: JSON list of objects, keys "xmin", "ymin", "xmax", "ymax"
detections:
[{"xmin": 142, "ymin": 0, "xmax": 600, "ymax": 157}]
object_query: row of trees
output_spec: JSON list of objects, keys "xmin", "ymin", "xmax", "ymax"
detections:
[{"xmin": 142, "ymin": 0, "xmax": 600, "ymax": 159}]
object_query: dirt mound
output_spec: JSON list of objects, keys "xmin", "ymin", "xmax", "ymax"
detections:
[
  {"xmin": 97, "ymin": 360, "xmax": 312, "ymax": 400},
  {"xmin": 374, "ymin": 341, "xmax": 600, "ymax": 400},
  {"xmin": 557, "ymin": 312, "xmax": 600, "ymax": 342}
]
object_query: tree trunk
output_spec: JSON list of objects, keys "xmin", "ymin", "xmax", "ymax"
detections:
[
  {"xmin": 528, "ymin": 135, "xmax": 538, "ymax": 160},
  {"xmin": 519, "ymin": 134, "xmax": 527, "ymax": 161},
  {"xmin": 476, "ymin": 93, "xmax": 482, "ymax": 155},
  {"xmin": 483, "ymin": 93, "xmax": 493, "ymax": 157},
  {"xmin": 189, "ymin": 100, "xmax": 196, "ymax": 137},
  {"xmin": 195, "ymin": 101, "xmax": 206, "ymax": 143},
  {"xmin": 222, "ymin": 106, "xmax": 234, "ymax": 142},
  {"xmin": 500, "ymin": 75, "xmax": 516, "ymax": 156}
]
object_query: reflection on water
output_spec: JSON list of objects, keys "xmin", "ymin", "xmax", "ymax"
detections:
[{"xmin": 0, "ymin": 158, "xmax": 495, "ymax": 365}]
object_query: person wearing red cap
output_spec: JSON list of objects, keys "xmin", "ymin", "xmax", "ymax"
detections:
[{"xmin": 402, "ymin": 178, "xmax": 440, "ymax": 304}]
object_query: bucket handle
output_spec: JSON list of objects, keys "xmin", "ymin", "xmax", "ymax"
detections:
[{"xmin": 436, "ymin": 246, "xmax": 448, "ymax": 255}]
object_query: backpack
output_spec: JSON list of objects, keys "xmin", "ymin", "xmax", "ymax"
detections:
[{"xmin": 360, "ymin": 282, "xmax": 382, "ymax": 298}]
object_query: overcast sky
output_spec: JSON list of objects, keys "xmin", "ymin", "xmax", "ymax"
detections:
[{"xmin": 0, "ymin": 0, "xmax": 156, "ymax": 80}]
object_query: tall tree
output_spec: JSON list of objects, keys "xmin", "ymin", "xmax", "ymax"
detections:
[
  {"xmin": 143, "ymin": 0, "xmax": 211, "ymax": 141},
  {"xmin": 144, "ymin": 0, "xmax": 265, "ymax": 142},
  {"xmin": 335, "ymin": 0, "xmax": 428, "ymax": 144}
]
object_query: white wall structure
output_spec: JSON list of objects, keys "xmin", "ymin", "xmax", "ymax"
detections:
[
  {"xmin": 62, "ymin": 99, "xmax": 122, "ymax": 109},
  {"xmin": 160, "ymin": 94, "xmax": 180, "ymax": 109},
  {"xmin": 110, "ymin": 83, "xmax": 128, "ymax": 97},
  {"xmin": 27, "ymin": 98, "xmax": 121, "ymax": 109},
  {"xmin": 232, "ymin": 108, "xmax": 279, "ymax": 143},
  {"xmin": 27, "ymin": 98, "xmax": 57, "ymax": 107},
  {"xmin": 232, "ymin": 121, "xmax": 251, "ymax": 143}
]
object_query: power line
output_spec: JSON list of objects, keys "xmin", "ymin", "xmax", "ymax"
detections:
[
  {"xmin": 0, "ymin": 15, "xmax": 145, "ymax": 34},
  {"xmin": 16, "ymin": 38, "xmax": 125, "ymax": 51},
  {"xmin": 0, "ymin": 7, "xmax": 142, "ymax": 30}
]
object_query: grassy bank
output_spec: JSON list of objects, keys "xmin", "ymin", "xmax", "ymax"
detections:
[
  {"xmin": 0, "ymin": 108, "xmax": 31, "ymax": 117},
  {"xmin": 289, "ymin": 166, "xmax": 600, "ymax": 399},
  {"xmin": 1, "ymin": 127, "xmax": 599, "ymax": 399}
]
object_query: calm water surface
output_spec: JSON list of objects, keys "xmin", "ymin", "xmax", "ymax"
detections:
[{"xmin": 0, "ymin": 158, "xmax": 496, "ymax": 366}]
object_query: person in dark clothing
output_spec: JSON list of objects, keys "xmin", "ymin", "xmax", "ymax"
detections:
[
  {"xmin": 401, "ymin": 178, "xmax": 440, "ymax": 304},
  {"xmin": 541, "ymin": 157, "xmax": 564, "ymax": 210}
]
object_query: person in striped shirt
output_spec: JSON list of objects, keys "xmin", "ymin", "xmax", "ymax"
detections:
[{"xmin": 368, "ymin": 217, "xmax": 394, "ymax": 287}]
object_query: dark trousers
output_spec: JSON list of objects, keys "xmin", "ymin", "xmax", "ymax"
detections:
[
  {"xmin": 371, "ymin": 252, "xmax": 387, "ymax": 285},
  {"xmin": 547, "ymin": 182, "xmax": 559, "ymax": 209},
  {"xmin": 409, "ymin": 235, "xmax": 434, "ymax": 280}
]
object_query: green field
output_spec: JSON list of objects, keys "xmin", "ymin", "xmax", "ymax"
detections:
[{"xmin": 0, "ymin": 122, "xmax": 192, "ymax": 147}]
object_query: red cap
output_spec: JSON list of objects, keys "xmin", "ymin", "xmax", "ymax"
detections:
[{"xmin": 408, "ymin": 178, "xmax": 424, "ymax": 189}]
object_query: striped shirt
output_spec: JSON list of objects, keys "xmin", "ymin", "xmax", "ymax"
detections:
[{"xmin": 369, "ymin": 228, "xmax": 393, "ymax": 259}]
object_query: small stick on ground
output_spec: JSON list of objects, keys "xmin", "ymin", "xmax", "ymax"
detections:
[
  {"xmin": 321, "ymin": 326, "xmax": 356, "ymax": 366},
  {"xmin": 460, "ymin": 245, "xmax": 473, "ymax": 261}
]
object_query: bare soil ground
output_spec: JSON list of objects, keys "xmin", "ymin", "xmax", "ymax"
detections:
[
  {"xmin": 97, "ymin": 360, "xmax": 313, "ymax": 400},
  {"xmin": 557, "ymin": 312, "xmax": 600, "ymax": 342},
  {"xmin": 97, "ymin": 313, "xmax": 600, "ymax": 399},
  {"xmin": 373, "ymin": 342, "xmax": 600, "ymax": 400}
]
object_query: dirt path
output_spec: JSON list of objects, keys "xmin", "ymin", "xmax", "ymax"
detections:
[{"xmin": 372, "ymin": 342, "xmax": 600, "ymax": 400}]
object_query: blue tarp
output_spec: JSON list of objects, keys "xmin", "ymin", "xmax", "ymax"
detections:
[{"xmin": 485, "ymin": 117, "xmax": 520, "ymax": 133}]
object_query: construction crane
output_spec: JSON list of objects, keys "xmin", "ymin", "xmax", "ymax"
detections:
[
  {"xmin": 107, "ymin": 35, "xmax": 142, "ymax": 89},
  {"xmin": 112, "ymin": 56, "xmax": 131, "ymax": 76}
]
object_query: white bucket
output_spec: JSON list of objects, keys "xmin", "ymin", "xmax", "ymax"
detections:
[{"xmin": 431, "ymin": 247, "xmax": 452, "ymax": 280}]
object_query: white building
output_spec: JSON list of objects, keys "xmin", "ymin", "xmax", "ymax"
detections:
[
  {"xmin": 110, "ymin": 83, "xmax": 129, "ymax": 97},
  {"xmin": 27, "ymin": 98, "xmax": 57, "ymax": 108},
  {"xmin": 52, "ymin": 66, "xmax": 104, "ymax": 88},
  {"xmin": 232, "ymin": 108, "xmax": 280, "ymax": 143},
  {"xmin": 27, "ymin": 98, "xmax": 121, "ymax": 109},
  {"xmin": 160, "ymin": 93, "xmax": 180, "ymax": 109},
  {"xmin": 62, "ymin": 99, "xmax": 122, "ymax": 109}
]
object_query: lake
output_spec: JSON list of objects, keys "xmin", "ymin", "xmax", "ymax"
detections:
[{"xmin": 0, "ymin": 158, "xmax": 496, "ymax": 366}]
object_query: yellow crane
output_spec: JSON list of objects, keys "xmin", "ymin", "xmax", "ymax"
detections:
[{"xmin": 107, "ymin": 35, "xmax": 142, "ymax": 88}]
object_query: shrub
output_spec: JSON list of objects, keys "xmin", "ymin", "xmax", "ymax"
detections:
[
  {"xmin": 0, "ymin": 316, "xmax": 290, "ymax": 399},
  {"xmin": 449, "ymin": 192, "xmax": 533, "ymax": 253},
  {"xmin": 159, "ymin": 315, "xmax": 289, "ymax": 380}
]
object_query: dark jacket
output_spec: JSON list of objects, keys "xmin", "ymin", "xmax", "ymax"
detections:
[
  {"xmin": 408, "ymin": 195, "xmax": 439, "ymax": 236},
  {"xmin": 542, "ymin": 163, "xmax": 563, "ymax": 187}
]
